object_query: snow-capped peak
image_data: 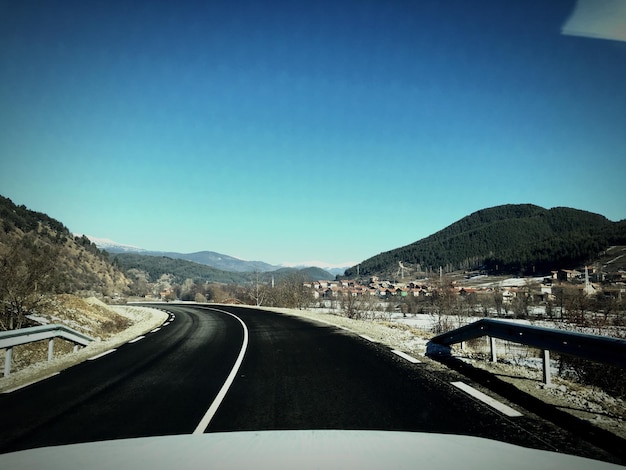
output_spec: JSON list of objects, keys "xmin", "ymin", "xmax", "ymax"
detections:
[{"xmin": 76, "ymin": 234, "xmax": 145, "ymax": 253}]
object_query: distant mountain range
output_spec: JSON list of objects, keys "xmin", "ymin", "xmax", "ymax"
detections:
[
  {"xmin": 109, "ymin": 252, "xmax": 335, "ymax": 285},
  {"xmin": 86, "ymin": 236, "xmax": 348, "ymax": 276},
  {"xmin": 5, "ymin": 194, "xmax": 625, "ymax": 291},
  {"xmin": 344, "ymin": 204, "xmax": 626, "ymax": 279}
]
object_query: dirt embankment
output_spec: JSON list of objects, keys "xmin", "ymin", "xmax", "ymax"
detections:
[{"xmin": 0, "ymin": 295, "xmax": 167, "ymax": 392}]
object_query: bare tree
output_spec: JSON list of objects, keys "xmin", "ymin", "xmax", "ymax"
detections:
[
  {"xmin": 339, "ymin": 291, "xmax": 361, "ymax": 319},
  {"xmin": 492, "ymin": 286, "xmax": 503, "ymax": 316},
  {"xmin": 249, "ymin": 271, "xmax": 271, "ymax": 306},
  {"xmin": 0, "ymin": 235, "xmax": 61, "ymax": 330},
  {"xmin": 272, "ymin": 273, "xmax": 313, "ymax": 309},
  {"xmin": 206, "ymin": 283, "xmax": 228, "ymax": 303}
]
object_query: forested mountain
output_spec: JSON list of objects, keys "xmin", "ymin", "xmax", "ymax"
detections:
[
  {"xmin": 112, "ymin": 253, "xmax": 253, "ymax": 284},
  {"xmin": 112, "ymin": 253, "xmax": 333, "ymax": 285},
  {"xmin": 157, "ymin": 251, "xmax": 276, "ymax": 272},
  {"xmin": 98, "ymin": 240, "xmax": 278, "ymax": 273},
  {"xmin": 270, "ymin": 266, "xmax": 335, "ymax": 282},
  {"xmin": 0, "ymin": 195, "xmax": 130, "ymax": 328},
  {"xmin": 345, "ymin": 204, "xmax": 626, "ymax": 278}
]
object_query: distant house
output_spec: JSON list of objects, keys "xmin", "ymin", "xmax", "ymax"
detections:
[
  {"xmin": 557, "ymin": 269, "xmax": 581, "ymax": 281},
  {"xmin": 607, "ymin": 272, "xmax": 626, "ymax": 282},
  {"xmin": 376, "ymin": 288, "xmax": 389, "ymax": 297},
  {"xmin": 459, "ymin": 287, "xmax": 477, "ymax": 297},
  {"xmin": 501, "ymin": 289, "xmax": 514, "ymax": 303},
  {"xmin": 537, "ymin": 283, "xmax": 558, "ymax": 302}
]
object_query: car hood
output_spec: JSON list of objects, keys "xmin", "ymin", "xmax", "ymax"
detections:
[{"xmin": 0, "ymin": 430, "xmax": 620, "ymax": 469}]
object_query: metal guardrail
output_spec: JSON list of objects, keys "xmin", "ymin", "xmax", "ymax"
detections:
[
  {"xmin": 426, "ymin": 319, "xmax": 626, "ymax": 385},
  {"xmin": 0, "ymin": 324, "xmax": 95, "ymax": 377}
]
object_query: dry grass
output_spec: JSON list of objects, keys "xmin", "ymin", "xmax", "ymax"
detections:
[
  {"xmin": 0, "ymin": 294, "xmax": 132, "ymax": 374},
  {"xmin": 33, "ymin": 294, "xmax": 131, "ymax": 339},
  {"xmin": 0, "ymin": 301, "xmax": 167, "ymax": 392}
]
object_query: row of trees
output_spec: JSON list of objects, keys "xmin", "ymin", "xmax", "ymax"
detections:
[
  {"xmin": 127, "ymin": 271, "xmax": 315, "ymax": 310},
  {"xmin": 0, "ymin": 195, "xmax": 70, "ymax": 240}
]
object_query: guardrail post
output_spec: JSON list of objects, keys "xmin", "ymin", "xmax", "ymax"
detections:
[
  {"xmin": 48, "ymin": 338, "xmax": 54, "ymax": 361},
  {"xmin": 4, "ymin": 347, "xmax": 12, "ymax": 377},
  {"xmin": 428, "ymin": 318, "xmax": 626, "ymax": 373},
  {"xmin": 0, "ymin": 325, "xmax": 95, "ymax": 376},
  {"xmin": 542, "ymin": 349, "xmax": 552, "ymax": 387}
]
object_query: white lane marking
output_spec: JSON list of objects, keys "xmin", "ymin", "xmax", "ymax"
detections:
[
  {"xmin": 451, "ymin": 381, "xmax": 523, "ymax": 417},
  {"xmin": 88, "ymin": 349, "xmax": 117, "ymax": 361},
  {"xmin": 162, "ymin": 322, "xmax": 170, "ymax": 326},
  {"xmin": 359, "ymin": 334, "xmax": 375, "ymax": 342},
  {"xmin": 150, "ymin": 327, "xmax": 161, "ymax": 333},
  {"xmin": 391, "ymin": 349, "xmax": 421, "ymax": 363},
  {"xmin": 193, "ymin": 308, "xmax": 249, "ymax": 434},
  {"xmin": 2, "ymin": 372, "xmax": 60, "ymax": 393},
  {"xmin": 129, "ymin": 335, "xmax": 145, "ymax": 343}
]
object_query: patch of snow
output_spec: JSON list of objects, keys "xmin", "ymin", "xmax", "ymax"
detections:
[
  {"xmin": 280, "ymin": 260, "xmax": 356, "ymax": 272},
  {"xmin": 79, "ymin": 235, "xmax": 145, "ymax": 252},
  {"xmin": 25, "ymin": 314, "xmax": 51, "ymax": 325}
]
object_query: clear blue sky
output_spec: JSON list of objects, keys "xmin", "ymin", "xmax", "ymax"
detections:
[{"xmin": 1, "ymin": 0, "xmax": 625, "ymax": 267}]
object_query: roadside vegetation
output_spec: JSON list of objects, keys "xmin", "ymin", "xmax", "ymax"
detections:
[
  {"xmin": 330, "ymin": 280, "xmax": 626, "ymax": 401},
  {"xmin": 1, "ymin": 194, "xmax": 624, "ymax": 404}
]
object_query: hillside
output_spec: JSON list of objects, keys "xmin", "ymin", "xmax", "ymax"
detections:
[
  {"xmin": 112, "ymin": 253, "xmax": 253, "ymax": 285},
  {"xmin": 346, "ymin": 204, "xmax": 626, "ymax": 278},
  {"xmin": 140, "ymin": 250, "xmax": 276, "ymax": 273},
  {"xmin": 96, "ymin": 237, "xmax": 279, "ymax": 273},
  {"xmin": 0, "ymin": 195, "xmax": 130, "ymax": 300},
  {"xmin": 269, "ymin": 266, "xmax": 335, "ymax": 282},
  {"xmin": 112, "ymin": 252, "xmax": 334, "ymax": 287}
]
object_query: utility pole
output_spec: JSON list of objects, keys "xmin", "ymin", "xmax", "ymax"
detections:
[{"xmin": 255, "ymin": 271, "xmax": 260, "ymax": 306}]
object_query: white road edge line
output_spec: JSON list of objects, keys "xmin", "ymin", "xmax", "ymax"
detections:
[
  {"xmin": 129, "ymin": 335, "xmax": 145, "ymax": 343},
  {"xmin": 88, "ymin": 349, "xmax": 117, "ymax": 361},
  {"xmin": 150, "ymin": 327, "xmax": 161, "ymax": 333},
  {"xmin": 359, "ymin": 334, "xmax": 375, "ymax": 342},
  {"xmin": 2, "ymin": 372, "xmax": 60, "ymax": 393},
  {"xmin": 391, "ymin": 349, "xmax": 421, "ymax": 363},
  {"xmin": 451, "ymin": 381, "xmax": 523, "ymax": 417},
  {"xmin": 193, "ymin": 308, "xmax": 249, "ymax": 434}
]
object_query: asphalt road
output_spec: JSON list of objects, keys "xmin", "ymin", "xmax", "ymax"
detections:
[
  {"xmin": 0, "ymin": 304, "xmax": 620, "ymax": 464},
  {"xmin": 0, "ymin": 305, "xmax": 243, "ymax": 452}
]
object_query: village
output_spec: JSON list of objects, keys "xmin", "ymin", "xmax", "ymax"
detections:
[{"xmin": 305, "ymin": 265, "xmax": 626, "ymax": 319}]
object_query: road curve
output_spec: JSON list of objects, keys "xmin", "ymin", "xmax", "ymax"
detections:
[
  {"xmin": 0, "ymin": 305, "xmax": 244, "ymax": 453},
  {"xmin": 0, "ymin": 304, "xmax": 621, "ymax": 464}
]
